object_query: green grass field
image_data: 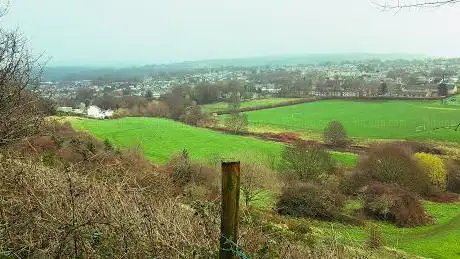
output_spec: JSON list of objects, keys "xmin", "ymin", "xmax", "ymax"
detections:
[
  {"xmin": 332, "ymin": 201, "xmax": 460, "ymax": 259},
  {"xmin": 201, "ymin": 97, "xmax": 299, "ymax": 113},
  {"xmin": 71, "ymin": 117, "xmax": 358, "ymax": 167},
  {"xmin": 242, "ymin": 99, "xmax": 460, "ymax": 143}
]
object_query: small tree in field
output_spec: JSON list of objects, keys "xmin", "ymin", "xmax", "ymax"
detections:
[
  {"xmin": 323, "ymin": 121, "xmax": 348, "ymax": 147},
  {"xmin": 280, "ymin": 141, "xmax": 335, "ymax": 182},
  {"xmin": 224, "ymin": 112, "xmax": 248, "ymax": 133}
]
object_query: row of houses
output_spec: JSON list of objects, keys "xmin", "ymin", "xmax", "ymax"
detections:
[{"xmin": 58, "ymin": 105, "xmax": 114, "ymax": 119}]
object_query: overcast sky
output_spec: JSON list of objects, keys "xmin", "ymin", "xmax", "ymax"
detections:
[{"xmin": 2, "ymin": 0, "xmax": 460, "ymax": 66}]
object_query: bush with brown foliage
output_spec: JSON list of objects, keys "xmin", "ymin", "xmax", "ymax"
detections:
[
  {"xmin": 166, "ymin": 149, "xmax": 193, "ymax": 184},
  {"xmin": 446, "ymin": 159, "xmax": 460, "ymax": 194},
  {"xmin": 277, "ymin": 181, "xmax": 345, "ymax": 220},
  {"xmin": 402, "ymin": 141, "xmax": 443, "ymax": 155},
  {"xmin": 362, "ymin": 182, "xmax": 432, "ymax": 227},
  {"xmin": 353, "ymin": 143, "xmax": 430, "ymax": 195}
]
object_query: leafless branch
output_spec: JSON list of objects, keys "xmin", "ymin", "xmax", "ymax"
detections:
[
  {"xmin": 0, "ymin": 13, "xmax": 45, "ymax": 146},
  {"xmin": 374, "ymin": 0, "xmax": 460, "ymax": 10}
]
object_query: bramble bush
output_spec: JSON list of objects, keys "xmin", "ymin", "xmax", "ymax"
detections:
[
  {"xmin": 353, "ymin": 143, "xmax": 430, "ymax": 195},
  {"xmin": 276, "ymin": 181, "xmax": 345, "ymax": 220},
  {"xmin": 414, "ymin": 152, "xmax": 447, "ymax": 193},
  {"xmin": 362, "ymin": 182, "xmax": 432, "ymax": 227}
]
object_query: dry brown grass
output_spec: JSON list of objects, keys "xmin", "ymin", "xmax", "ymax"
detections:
[{"xmin": 0, "ymin": 153, "xmax": 220, "ymax": 258}]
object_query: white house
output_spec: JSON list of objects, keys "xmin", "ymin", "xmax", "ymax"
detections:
[
  {"xmin": 87, "ymin": 105, "xmax": 113, "ymax": 119},
  {"xmin": 57, "ymin": 107, "xmax": 73, "ymax": 113}
]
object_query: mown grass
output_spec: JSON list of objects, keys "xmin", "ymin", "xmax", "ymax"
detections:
[
  {"xmin": 71, "ymin": 117, "xmax": 358, "ymax": 167},
  {"xmin": 243, "ymin": 99, "xmax": 460, "ymax": 143},
  {"xmin": 201, "ymin": 97, "xmax": 299, "ymax": 113}
]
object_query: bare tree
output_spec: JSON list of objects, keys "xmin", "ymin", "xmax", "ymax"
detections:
[
  {"xmin": 0, "ymin": 5, "xmax": 44, "ymax": 146},
  {"xmin": 240, "ymin": 162, "xmax": 274, "ymax": 207},
  {"xmin": 375, "ymin": 0, "xmax": 460, "ymax": 10}
]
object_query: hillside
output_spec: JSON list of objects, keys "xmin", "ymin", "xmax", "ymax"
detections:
[{"xmin": 43, "ymin": 53, "xmax": 425, "ymax": 81}]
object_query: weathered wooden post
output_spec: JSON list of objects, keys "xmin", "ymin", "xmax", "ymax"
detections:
[{"xmin": 220, "ymin": 161, "xmax": 241, "ymax": 259}]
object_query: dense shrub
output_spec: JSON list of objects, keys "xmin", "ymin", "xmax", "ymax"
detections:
[
  {"xmin": 414, "ymin": 152, "xmax": 447, "ymax": 193},
  {"xmin": 323, "ymin": 120, "xmax": 348, "ymax": 147},
  {"xmin": 353, "ymin": 143, "xmax": 430, "ymax": 195},
  {"xmin": 362, "ymin": 182, "xmax": 431, "ymax": 227},
  {"xmin": 446, "ymin": 159, "xmax": 460, "ymax": 193},
  {"xmin": 113, "ymin": 100, "xmax": 171, "ymax": 118},
  {"xmin": 280, "ymin": 141, "xmax": 335, "ymax": 182},
  {"xmin": 184, "ymin": 104, "xmax": 203, "ymax": 126},
  {"xmin": 403, "ymin": 141, "xmax": 443, "ymax": 155},
  {"xmin": 113, "ymin": 108, "xmax": 130, "ymax": 118},
  {"xmin": 276, "ymin": 181, "xmax": 345, "ymax": 220},
  {"xmin": 167, "ymin": 149, "xmax": 192, "ymax": 184}
]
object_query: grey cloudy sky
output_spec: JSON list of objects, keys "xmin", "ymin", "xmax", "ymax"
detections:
[{"xmin": 2, "ymin": 0, "xmax": 460, "ymax": 66}]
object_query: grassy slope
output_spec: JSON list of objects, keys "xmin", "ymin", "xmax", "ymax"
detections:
[
  {"xmin": 256, "ymin": 195, "xmax": 460, "ymax": 259},
  {"xmin": 321, "ymin": 201, "xmax": 460, "ymax": 259},
  {"xmin": 71, "ymin": 117, "xmax": 358, "ymax": 167},
  {"xmin": 201, "ymin": 98, "xmax": 299, "ymax": 113},
  {"xmin": 243, "ymin": 99, "xmax": 460, "ymax": 143}
]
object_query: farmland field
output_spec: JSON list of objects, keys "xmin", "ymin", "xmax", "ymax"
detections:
[
  {"xmin": 201, "ymin": 97, "xmax": 299, "ymax": 113},
  {"xmin": 242, "ymin": 99, "xmax": 460, "ymax": 143},
  {"xmin": 71, "ymin": 117, "xmax": 358, "ymax": 167}
]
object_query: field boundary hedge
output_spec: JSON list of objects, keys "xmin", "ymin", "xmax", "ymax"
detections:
[
  {"xmin": 214, "ymin": 97, "xmax": 320, "ymax": 114},
  {"xmin": 207, "ymin": 126, "xmax": 368, "ymax": 154},
  {"xmin": 214, "ymin": 96, "xmax": 446, "ymax": 115}
]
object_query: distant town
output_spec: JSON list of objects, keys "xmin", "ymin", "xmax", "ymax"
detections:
[{"xmin": 42, "ymin": 56, "xmax": 460, "ymax": 118}]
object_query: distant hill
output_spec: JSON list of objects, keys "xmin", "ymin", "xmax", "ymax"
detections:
[
  {"xmin": 42, "ymin": 53, "xmax": 426, "ymax": 81},
  {"xmin": 185, "ymin": 53, "xmax": 426, "ymax": 68}
]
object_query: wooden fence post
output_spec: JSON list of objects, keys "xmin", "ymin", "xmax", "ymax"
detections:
[{"xmin": 220, "ymin": 161, "xmax": 241, "ymax": 259}]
